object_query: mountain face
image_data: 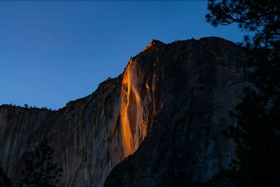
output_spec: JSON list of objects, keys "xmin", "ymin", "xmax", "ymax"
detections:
[{"xmin": 0, "ymin": 37, "xmax": 247, "ymax": 187}]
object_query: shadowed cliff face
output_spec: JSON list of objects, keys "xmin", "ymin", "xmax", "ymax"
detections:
[
  {"xmin": 104, "ymin": 37, "xmax": 248, "ymax": 187},
  {"xmin": 0, "ymin": 37, "xmax": 247, "ymax": 187}
]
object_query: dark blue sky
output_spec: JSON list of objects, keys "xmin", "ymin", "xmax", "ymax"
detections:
[{"xmin": 0, "ymin": 1, "xmax": 245, "ymax": 110}]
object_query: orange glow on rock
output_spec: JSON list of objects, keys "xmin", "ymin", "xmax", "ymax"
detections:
[
  {"xmin": 120, "ymin": 58, "xmax": 148, "ymax": 159},
  {"xmin": 142, "ymin": 39, "xmax": 155, "ymax": 52},
  {"xmin": 120, "ymin": 61, "xmax": 133, "ymax": 158}
]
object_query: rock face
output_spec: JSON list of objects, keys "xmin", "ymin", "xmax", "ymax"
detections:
[
  {"xmin": 0, "ymin": 37, "xmax": 247, "ymax": 187},
  {"xmin": 104, "ymin": 37, "xmax": 248, "ymax": 186}
]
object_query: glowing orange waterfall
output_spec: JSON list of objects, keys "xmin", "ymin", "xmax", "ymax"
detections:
[
  {"xmin": 120, "ymin": 60, "xmax": 133, "ymax": 158},
  {"xmin": 120, "ymin": 59, "xmax": 147, "ymax": 159}
]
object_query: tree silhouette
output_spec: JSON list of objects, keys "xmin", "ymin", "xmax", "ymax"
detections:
[
  {"xmin": 0, "ymin": 161, "xmax": 11, "ymax": 187},
  {"xmin": 206, "ymin": 0, "xmax": 280, "ymax": 187},
  {"xmin": 20, "ymin": 139, "xmax": 63, "ymax": 187}
]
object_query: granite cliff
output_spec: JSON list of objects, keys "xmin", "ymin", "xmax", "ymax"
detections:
[{"xmin": 0, "ymin": 37, "xmax": 248, "ymax": 186}]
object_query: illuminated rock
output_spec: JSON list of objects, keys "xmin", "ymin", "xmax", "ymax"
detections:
[{"xmin": 104, "ymin": 37, "xmax": 247, "ymax": 186}]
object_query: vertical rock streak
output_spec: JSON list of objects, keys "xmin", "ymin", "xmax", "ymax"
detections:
[
  {"xmin": 120, "ymin": 59, "xmax": 148, "ymax": 159},
  {"xmin": 120, "ymin": 60, "xmax": 134, "ymax": 157}
]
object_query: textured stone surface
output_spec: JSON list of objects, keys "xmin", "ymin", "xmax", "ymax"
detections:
[
  {"xmin": 0, "ymin": 77, "xmax": 125, "ymax": 187},
  {"xmin": 104, "ymin": 37, "xmax": 247, "ymax": 187},
  {"xmin": 0, "ymin": 37, "xmax": 247, "ymax": 187}
]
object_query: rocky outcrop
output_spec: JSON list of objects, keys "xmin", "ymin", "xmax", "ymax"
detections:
[
  {"xmin": 104, "ymin": 37, "xmax": 247, "ymax": 187},
  {"xmin": 0, "ymin": 37, "xmax": 247, "ymax": 187}
]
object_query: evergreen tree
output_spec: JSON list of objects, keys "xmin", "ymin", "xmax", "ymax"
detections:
[
  {"xmin": 206, "ymin": 0, "xmax": 280, "ymax": 186},
  {"xmin": 0, "ymin": 161, "xmax": 11, "ymax": 187},
  {"xmin": 20, "ymin": 139, "xmax": 63, "ymax": 187}
]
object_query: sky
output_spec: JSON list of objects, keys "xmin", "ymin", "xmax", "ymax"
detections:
[{"xmin": 0, "ymin": 1, "xmax": 246, "ymax": 110}]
